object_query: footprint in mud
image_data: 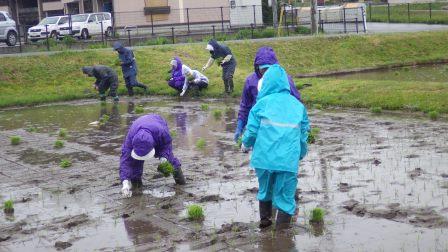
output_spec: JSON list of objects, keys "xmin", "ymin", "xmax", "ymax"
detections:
[
  {"xmin": 405, "ymin": 154, "xmax": 420, "ymax": 159},
  {"xmin": 199, "ymin": 194, "xmax": 224, "ymax": 203},
  {"xmin": 408, "ymin": 168, "xmax": 424, "ymax": 179},
  {"xmin": 18, "ymin": 148, "xmax": 97, "ymax": 166},
  {"xmin": 336, "ymin": 165, "xmax": 359, "ymax": 172},
  {"xmin": 338, "ymin": 182, "xmax": 365, "ymax": 192},
  {"xmin": 55, "ymin": 241, "xmax": 72, "ymax": 250}
]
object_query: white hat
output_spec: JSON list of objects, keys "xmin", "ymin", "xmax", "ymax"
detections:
[
  {"xmin": 131, "ymin": 148, "xmax": 155, "ymax": 161},
  {"xmin": 170, "ymin": 59, "xmax": 177, "ymax": 67},
  {"xmin": 257, "ymin": 78, "xmax": 264, "ymax": 92},
  {"xmin": 206, "ymin": 44, "xmax": 214, "ymax": 51}
]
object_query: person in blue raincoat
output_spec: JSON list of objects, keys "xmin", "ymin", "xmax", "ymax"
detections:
[
  {"xmin": 234, "ymin": 46, "xmax": 301, "ymax": 142},
  {"xmin": 241, "ymin": 64, "xmax": 310, "ymax": 229},
  {"xmin": 202, "ymin": 39, "xmax": 236, "ymax": 94},
  {"xmin": 113, "ymin": 42, "xmax": 148, "ymax": 96}
]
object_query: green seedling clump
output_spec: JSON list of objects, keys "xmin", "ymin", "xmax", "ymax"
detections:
[
  {"xmin": 134, "ymin": 106, "xmax": 145, "ymax": 114},
  {"xmin": 10, "ymin": 136, "xmax": 21, "ymax": 145},
  {"xmin": 99, "ymin": 114, "xmax": 110, "ymax": 125},
  {"xmin": 157, "ymin": 161, "xmax": 174, "ymax": 177},
  {"xmin": 170, "ymin": 129, "xmax": 177, "ymax": 138},
  {"xmin": 428, "ymin": 110, "xmax": 439, "ymax": 120},
  {"xmin": 307, "ymin": 127, "xmax": 321, "ymax": 144},
  {"xmin": 314, "ymin": 104, "xmax": 323, "ymax": 110},
  {"xmin": 187, "ymin": 204, "xmax": 204, "ymax": 221},
  {"xmin": 60, "ymin": 159, "xmax": 72, "ymax": 168},
  {"xmin": 196, "ymin": 138, "xmax": 206, "ymax": 150},
  {"xmin": 236, "ymin": 137, "xmax": 243, "ymax": 148},
  {"xmin": 25, "ymin": 126, "xmax": 38, "ymax": 133},
  {"xmin": 54, "ymin": 140, "xmax": 64, "ymax": 149},
  {"xmin": 310, "ymin": 207, "xmax": 325, "ymax": 223},
  {"xmin": 58, "ymin": 128, "xmax": 68, "ymax": 138},
  {"xmin": 3, "ymin": 200, "xmax": 14, "ymax": 214},
  {"xmin": 213, "ymin": 109, "xmax": 222, "ymax": 119},
  {"xmin": 370, "ymin": 106, "xmax": 382, "ymax": 114},
  {"xmin": 200, "ymin": 104, "xmax": 209, "ymax": 111}
]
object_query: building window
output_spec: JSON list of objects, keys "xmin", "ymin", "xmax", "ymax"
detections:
[{"xmin": 230, "ymin": 0, "xmax": 236, "ymax": 9}]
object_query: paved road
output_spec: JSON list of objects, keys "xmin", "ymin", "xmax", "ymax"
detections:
[{"xmin": 367, "ymin": 22, "xmax": 448, "ymax": 33}]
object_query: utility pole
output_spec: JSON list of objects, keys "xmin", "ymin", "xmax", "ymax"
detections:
[
  {"xmin": 272, "ymin": 0, "xmax": 278, "ymax": 28},
  {"xmin": 310, "ymin": 0, "xmax": 318, "ymax": 34}
]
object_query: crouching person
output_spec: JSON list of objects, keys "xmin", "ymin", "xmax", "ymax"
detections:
[
  {"xmin": 241, "ymin": 64, "xmax": 309, "ymax": 229},
  {"xmin": 82, "ymin": 65, "xmax": 119, "ymax": 102},
  {"xmin": 180, "ymin": 65, "xmax": 208, "ymax": 96},
  {"xmin": 120, "ymin": 114, "xmax": 186, "ymax": 198}
]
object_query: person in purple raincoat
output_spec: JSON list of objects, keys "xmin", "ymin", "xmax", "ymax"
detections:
[
  {"xmin": 167, "ymin": 57, "xmax": 185, "ymax": 92},
  {"xmin": 120, "ymin": 114, "xmax": 186, "ymax": 197},
  {"xmin": 234, "ymin": 47, "xmax": 302, "ymax": 142}
]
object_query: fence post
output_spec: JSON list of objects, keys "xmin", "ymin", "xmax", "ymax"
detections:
[
  {"xmin": 220, "ymin": 7, "xmax": 225, "ymax": 32},
  {"xmin": 387, "ymin": 3, "xmax": 390, "ymax": 23},
  {"xmin": 171, "ymin": 27, "xmax": 175, "ymax": 44},
  {"xmin": 212, "ymin": 25, "xmax": 216, "ymax": 38},
  {"xmin": 291, "ymin": 5, "xmax": 294, "ymax": 27},
  {"xmin": 283, "ymin": 3, "xmax": 287, "ymax": 29},
  {"xmin": 318, "ymin": 9, "xmax": 322, "ymax": 30},
  {"xmin": 369, "ymin": 3, "xmax": 372, "ymax": 21},
  {"xmin": 100, "ymin": 21, "xmax": 104, "ymax": 44},
  {"xmin": 320, "ymin": 19, "xmax": 324, "ymax": 32},
  {"xmin": 186, "ymin": 8, "xmax": 190, "ymax": 33},
  {"xmin": 361, "ymin": 7, "xmax": 366, "ymax": 33},
  {"xmin": 69, "ymin": 14, "xmax": 72, "ymax": 35},
  {"xmin": 343, "ymin": 8, "xmax": 347, "ymax": 33},
  {"xmin": 355, "ymin": 17, "xmax": 358, "ymax": 33},
  {"xmin": 45, "ymin": 24, "xmax": 50, "ymax": 51},
  {"xmin": 407, "ymin": 3, "xmax": 410, "ymax": 23},
  {"xmin": 253, "ymin": 5, "xmax": 256, "ymax": 27},
  {"xmin": 429, "ymin": 3, "xmax": 432, "ymax": 19},
  {"xmin": 150, "ymin": 14, "xmax": 154, "ymax": 35},
  {"xmin": 127, "ymin": 29, "xmax": 131, "ymax": 47},
  {"xmin": 16, "ymin": 23, "xmax": 22, "ymax": 53},
  {"xmin": 251, "ymin": 23, "xmax": 254, "ymax": 38}
]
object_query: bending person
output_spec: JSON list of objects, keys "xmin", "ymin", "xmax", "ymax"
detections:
[
  {"xmin": 234, "ymin": 47, "xmax": 301, "ymax": 142},
  {"xmin": 113, "ymin": 42, "xmax": 148, "ymax": 96},
  {"xmin": 82, "ymin": 65, "xmax": 119, "ymax": 102},
  {"xmin": 167, "ymin": 57, "xmax": 185, "ymax": 92},
  {"xmin": 120, "ymin": 114, "xmax": 186, "ymax": 198},
  {"xmin": 202, "ymin": 39, "xmax": 236, "ymax": 94},
  {"xmin": 180, "ymin": 65, "xmax": 208, "ymax": 96}
]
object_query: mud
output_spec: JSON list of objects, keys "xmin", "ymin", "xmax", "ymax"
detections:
[{"xmin": 1, "ymin": 97, "xmax": 448, "ymax": 251}]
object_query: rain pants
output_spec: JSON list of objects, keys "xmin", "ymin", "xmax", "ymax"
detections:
[
  {"xmin": 241, "ymin": 64, "xmax": 309, "ymax": 215},
  {"xmin": 168, "ymin": 57, "xmax": 185, "ymax": 91},
  {"xmin": 82, "ymin": 65, "xmax": 118, "ymax": 99},
  {"xmin": 208, "ymin": 39, "xmax": 236, "ymax": 82},
  {"xmin": 119, "ymin": 114, "xmax": 181, "ymax": 182}
]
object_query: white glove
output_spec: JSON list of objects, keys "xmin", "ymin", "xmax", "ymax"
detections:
[
  {"xmin": 241, "ymin": 143, "xmax": 250, "ymax": 153},
  {"xmin": 180, "ymin": 90, "xmax": 186, "ymax": 96},
  {"xmin": 121, "ymin": 180, "xmax": 132, "ymax": 198},
  {"xmin": 201, "ymin": 66, "xmax": 207, "ymax": 72},
  {"xmin": 160, "ymin": 157, "xmax": 168, "ymax": 163}
]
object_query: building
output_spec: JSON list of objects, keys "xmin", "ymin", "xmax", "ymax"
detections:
[{"xmin": 0, "ymin": 0, "xmax": 262, "ymax": 28}]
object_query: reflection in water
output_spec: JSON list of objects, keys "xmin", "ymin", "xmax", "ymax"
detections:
[
  {"xmin": 123, "ymin": 218, "xmax": 168, "ymax": 246},
  {"xmin": 258, "ymin": 232, "xmax": 298, "ymax": 252},
  {"xmin": 224, "ymin": 107, "xmax": 236, "ymax": 133},
  {"xmin": 174, "ymin": 112, "xmax": 187, "ymax": 135}
]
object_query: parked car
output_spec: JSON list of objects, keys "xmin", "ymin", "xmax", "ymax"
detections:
[
  {"xmin": 59, "ymin": 12, "xmax": 113, "ymax": 40},
  {"xmin": 27, "ymin": 15, "xmax": 69, "ymax": 42},
  {"xmin": 0, "ymin": 11, "xmax": 18, "ymax": 46}
]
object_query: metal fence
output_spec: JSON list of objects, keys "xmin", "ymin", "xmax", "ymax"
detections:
[
  {"xmin": 0, "ymin": 5, "xmax": 365, "ymax": 55},
  {"xmin": 366, "ymin": 1, "xmax": 448, "ymax": 24}
]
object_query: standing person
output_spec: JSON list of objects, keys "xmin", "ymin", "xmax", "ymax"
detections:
[
  {"xmin": 167, "ymin": 57, "xmax": 185, "ymax": 93},
  {"xmin": 234, "ymin": 47, "xmax": 301, "ymax": 142},
  {"xmin": 120, "ymin": 114, "xmax": 186, "ymax": 198},
  {"xmin": 201, "ymin": 39, "xmax": 236, "ymax": 94},
  {"xmin": 113, "ymin": 42, "xmax": 148, "ymax": 96},
  {"xmin": 241, "ymin": 64, "xmax": 309, "ymax": 229},
  {"xmin": 82, "ymin": 65, "xmax": 119, "ymax": 102}
]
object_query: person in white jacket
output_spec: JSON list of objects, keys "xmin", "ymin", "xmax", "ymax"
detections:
[{"xmin": 179, "ymin": 64, "xmax": 209, "ymax": 96}]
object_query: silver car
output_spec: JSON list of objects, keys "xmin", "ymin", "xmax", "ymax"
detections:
[{"xmin": 0, "ymin": 11, "xmax": 17, "ymax": 46}]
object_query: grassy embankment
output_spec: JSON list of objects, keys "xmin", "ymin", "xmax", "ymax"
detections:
[
  {"xmin": 368, "ymin": 2, "xmax": 448, "ymax": 24},
  {"xmin": 1, "ymin": 31, "xmax": 448, "ymax": 113}
]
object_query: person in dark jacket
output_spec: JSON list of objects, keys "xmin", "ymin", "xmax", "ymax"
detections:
[
  {"xmin": 120, "ymin": 114, "xmax": 186, "ymax": 197},
  {"xmin": 82, "ymin": 65, "xmax": 119, "ymax": 102},
  {"xmin": 234, "ymin": 47, "xmax": 302, "ymax": 142},
  {"xmin": 113, "ymin": 42, "xmax": 148, "ymax": 96},
  {"xmin": 202, "ymin": 39, "xmax": 236, "ymax": 94}
]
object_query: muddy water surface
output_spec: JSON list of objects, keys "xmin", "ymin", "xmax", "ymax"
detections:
[{"xmin": 1, "ymin": 97, "xmax": 448, "ymax": 251}]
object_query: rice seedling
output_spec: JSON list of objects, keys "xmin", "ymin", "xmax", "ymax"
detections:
[
  {"xmin": 60, "ymin": 159, "xmax": 72, "ymax": 168},
  {"xmin": 370, "ymin": 107, "xmax": 383, "ymax": 114},
  {"xmin": 187, "ymin": 204, "xmax": 204, "ymax": 221},
  {"xmin": 310, "ymin": 207, "xmax": 325, "ymax": 223},
  {"xmin": 196, "ymin": 138, "xmax": 206, "ymax": 150},
  {"xmin": 200, "ymin": 104, "xmax": 209, "ymax": 111},
  {"xmin": 99, "ymin": 114, "xmax": 110, "ymax": 125},
  {"xmin": 3, "ymin": 200, "xmax": 14, "ymax": 214},
  {"xmin": 54, "ymin": 140, "xmax": 64, "ymax": 149},
  {"xmin": 429, "ymin": 110, "xmax": 439, "ymax": 120},
  {"xmin": 58, "ymin": 128, "xmax": 68, "ymax": 138},
  {"xmin": 307, "ymin": 127, "xmax": 320, "ymax": 144},
  {"xmin": 157, "ymin": 161, "xmax": 174, "ymax": 177},
  {"xmin": 170, "ymin": 129, "xmax": 177, "ymax": 138},
  {"xmin": 134, "ymin": 105, "xmax": 145, "ymax": 114},
  {"xmin": 10, "ymin": 136, "xmax": 21, "ymax": 145},
  {"xmin": 213, "ymin": 109, "xmax": 222, "ymax": 119}
]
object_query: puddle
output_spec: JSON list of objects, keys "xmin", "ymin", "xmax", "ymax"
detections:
[{"xmin": 1, "ymin": 97, "xmax": 448, "ymax": 251}]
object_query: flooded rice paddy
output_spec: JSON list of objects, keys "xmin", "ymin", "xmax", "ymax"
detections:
[{"xmin": 0, "ymin": 97, "xmax": 447, "ymax": 251}]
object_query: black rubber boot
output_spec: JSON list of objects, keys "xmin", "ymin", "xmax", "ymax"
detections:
[
  {"xmin": 259, "ymin": 201, "xmax": 273, "ymax": 229},
  {"xmin": 223, "ymin": 79, "xmax": 230, "ymax": 94},
  {"xmin": 131, "ymin": 179, "xmax": 143, "ymax": 195},
  {"xmin": 173, "ymin": 167, "xmax": 186, "ymax": 185},
  {"xmin": 228, "ymin": 78, "xmax": 234, "ymax": 93},
  {"xmin": 276, "ymin": 210, "xmax": 292, "ymax": 230},
  {"xmin": 136, "ymin": 83, "xmax": 148, "ymax": 92},
  {"xmin": 127, "ymin": 87, "xmax": 134, "ymax": 96}
]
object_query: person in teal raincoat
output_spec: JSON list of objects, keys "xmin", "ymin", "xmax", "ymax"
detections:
[{"xmin": 241, "ymin": 64, "xmax": 310, "ymax": 229}]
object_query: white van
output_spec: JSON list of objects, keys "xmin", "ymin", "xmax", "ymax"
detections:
[
  {"xmin": 27, "ymin": 16, "xmax": 69, "ymax": 42},
  {"xmin": 59, "ymin": 12, "xmax": 113, "ymax": 40},
  {"xmin": 0, "ymin": 11, "xmax": 18, "ymax": 46}
]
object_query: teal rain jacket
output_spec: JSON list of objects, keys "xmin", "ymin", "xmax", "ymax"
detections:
[{"xmin": 242, "ymin": 64, "xmax": 310, "ymax": 174}]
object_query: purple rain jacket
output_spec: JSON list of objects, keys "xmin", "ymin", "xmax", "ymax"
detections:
[
  {"xmin": 168, "ymin": 57, "xmax": 185, "ymax": 91},
  {"xmin": 119, "ymin": 114, "xmax": 181, "ymax": 182},
  {"xmin": 237, "ymin": 47, "xmax": 302, "ymax": 127}
]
